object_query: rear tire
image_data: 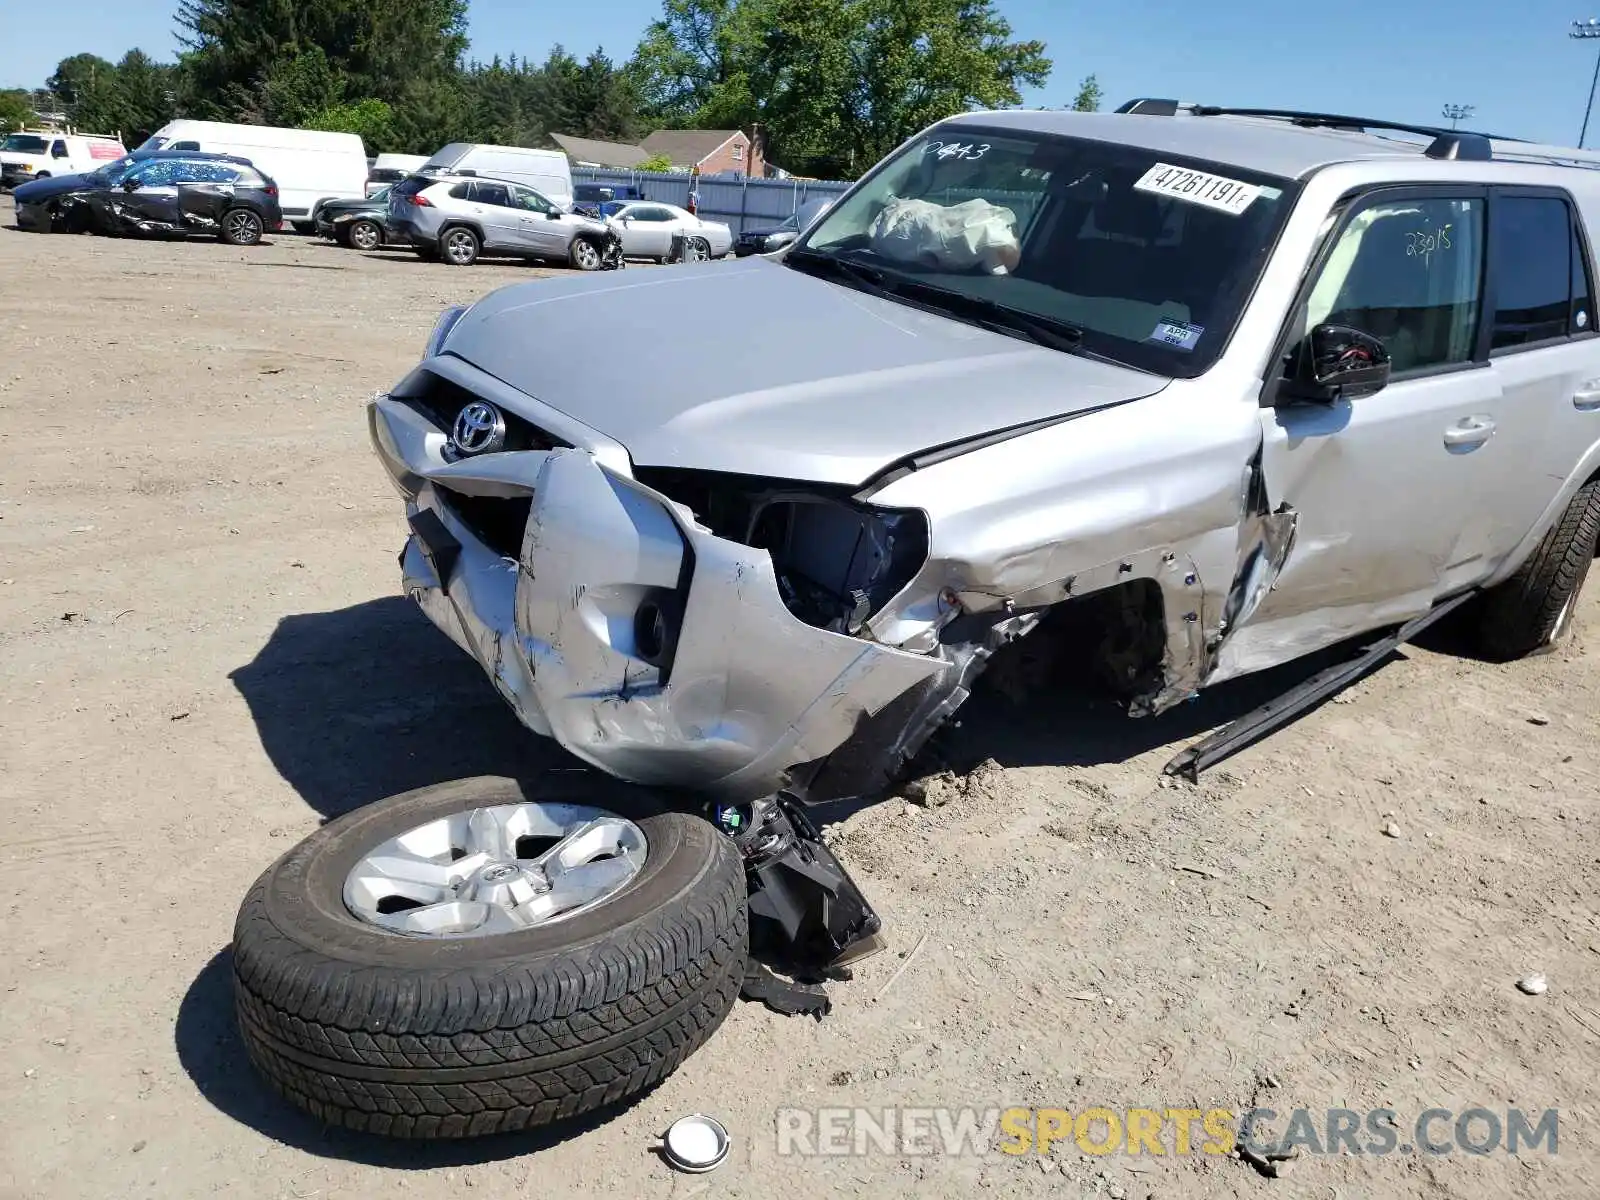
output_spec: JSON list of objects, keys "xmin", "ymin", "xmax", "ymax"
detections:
[
  {"xmin": 1478, "ymin": 479, "xmax": 1600, "ymax": 659},
  {"xmin": 232, "ymin": 775, "xmax": 748, "ymax": 1138},
  {"xmin": 441, "ymin": 226, "xmax": 480, "ymax": 266},
  {"xmin": 220, "ymin": 208, "xmax": 265, "ymax": 246}
]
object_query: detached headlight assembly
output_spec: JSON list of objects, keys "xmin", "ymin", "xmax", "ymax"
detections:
[{"xmin": 423, "ymin": 304, "xmax": 471, "ymax": 359}]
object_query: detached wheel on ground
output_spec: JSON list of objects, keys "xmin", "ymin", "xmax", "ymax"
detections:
[
  {"xmin": 220, "ymin": 208, "xmax": 264, "ymax": 246},
  {"xmin": 346, "ymin": 219, "xmax": 383, "ymax": 251},
  {"xmin": 1478, "ymin": 478, "xmax": 1600, "ymax": 659},
  {"xmin": 231, "ymin": 775, "xmax": 748, "ymax": 1138}
]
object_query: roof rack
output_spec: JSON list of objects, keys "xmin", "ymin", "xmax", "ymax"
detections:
[{"xmin": 1113, "ymin": 99, "xmax": 1496, "ymax": 161}]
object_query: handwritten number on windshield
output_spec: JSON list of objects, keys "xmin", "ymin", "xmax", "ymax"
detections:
[{"xmin": 923, "ymin": 141, "xmax": 991, "ymax": 162}]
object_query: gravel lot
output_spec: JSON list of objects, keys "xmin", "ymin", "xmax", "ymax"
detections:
[{"xmin": 2, "ymin": 193, "xmax": 1598, "ymax": 1200}]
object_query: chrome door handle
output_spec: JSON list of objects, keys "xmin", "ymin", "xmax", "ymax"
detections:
[
  {"xmin": 1575, "ymin": 385, "xmax": 1600, "ymax": 411},
  {"xmin": 1443, "ymin": 416, "xmax": 1496, "ymax": 448}
]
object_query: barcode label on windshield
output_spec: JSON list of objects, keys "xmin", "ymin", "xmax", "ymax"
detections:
[{"xmin": 1133, "ymin": 163, "xmax": 1260, "ymax": 215}]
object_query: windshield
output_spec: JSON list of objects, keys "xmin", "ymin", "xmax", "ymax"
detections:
[
  {"xmin": 86, "ymin": 155, "xmax": 139, "ymax": 184},
  {"xmin": 793, "ymin": 127, "xmax": 1296, "ymax": 376},
  {"xmin": 138, "ymin": 136, "xmax": 168, "ymax": 151},
  {"xmin": 2, "ymin": 134, "xmax": 49, "ymax": 153},
  {"xmin": 599, "ymin": 201, "xmax": 630, "ymax": 218}
]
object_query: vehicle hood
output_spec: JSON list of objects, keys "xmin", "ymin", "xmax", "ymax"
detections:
[
  {"xmin": 438, "ymin": 256, "xmax": 1169, "ymax": 486},
  {"xmin": 323, "ymin": 196, "xmax": 383, "ymax": 217},
  {"xmin": 13, "ymin": 173, "xmax": 101, "ymax": 203}
]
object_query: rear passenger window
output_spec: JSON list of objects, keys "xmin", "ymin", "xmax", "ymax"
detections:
[
  {"xmin": 474, "ymin": 183, "xmax": 510, "ymax": 207},
  {"xmin": 449, "ymin": 183, "xmax": 471, "ymax": 199},
  {"xmin": 1489, "ymin": 196, "xmax": 1584, "ymax": 349}
]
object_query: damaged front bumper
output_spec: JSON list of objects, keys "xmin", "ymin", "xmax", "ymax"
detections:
[{"xmin": 369, "ymin": 395, "xmax": 946, "ymax": 802}]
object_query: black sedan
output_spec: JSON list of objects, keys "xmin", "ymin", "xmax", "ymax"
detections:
[
  {"xmin": 14, "ymin": 149, "xmax": 282, "ymax": 246},
  {"xmin": 734, "ymin": 212, "xmax": 801, "ymax": 257},
  {"xmin": 315, "ymin": 186, "xmax": 395, "ymax": 250}
]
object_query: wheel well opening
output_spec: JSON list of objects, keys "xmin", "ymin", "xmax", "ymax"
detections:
[{"xmin": 983, "ymin": 580, "xmax": 1168, "ymax": 705}]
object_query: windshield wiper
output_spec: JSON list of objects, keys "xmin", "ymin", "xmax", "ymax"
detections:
[
  {"xmin": 783, "ymin": 248, "xmax": 895, "ymax": 299},
  {"xmin": 787, "ymin": 249, "xmax": 1087, "ymax": 354},
  {"xmin": 881, "ymin": 276, "xmax": 1087, "ymax": 353}
]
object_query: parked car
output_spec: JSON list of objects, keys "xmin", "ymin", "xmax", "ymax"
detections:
[
  {"xmin": 572, "ymin": 181, "xmax": 645, "ymax": 218},
  {"xmin": 1, "ymin": 130, "xmax": 126, "ymax": 189},
  {"xmin": 315, "ymin": 185, "xmax": 394, "ymax": 249},
  {"xmin": 387, "ymin": 172, "xmax": 615, "ymax": 267},
  {"xmin": 239, "ymin": 102, "xmax": 1600, "ymax": 1141},
  {"xmin": 604, "ymin": 200, "xmax": 733, "ymax": 260},
  {"xmin": 137, "ymin": 120, "xmax": 365, "ymax": 232},
  {"xmin": 366, "ymin": 152, "xmax": 429, "ymax": 196},
  {"xmin": 416, "ymin": 143, "xmax": 574, "ymax": 211},
  {"xmin": 13, "ymin": 150, "xmax": 281, "ymax": 244},
  {"xmin": 734, "ymin": 211, "xmax": 801, "ymax": 257}
]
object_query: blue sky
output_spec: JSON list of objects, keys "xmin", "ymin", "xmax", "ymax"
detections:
[{"xmin": 6, "ymin": 0, "xmax": 1600, "ymax": 148}]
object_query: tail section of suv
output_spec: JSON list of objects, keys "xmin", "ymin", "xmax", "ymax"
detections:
[{"xmin": 387, "ymin": 173, "xmax": 614, "ymax": 268}]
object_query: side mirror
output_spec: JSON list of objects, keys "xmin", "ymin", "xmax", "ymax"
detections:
[
  {"xmin": 121, "ymin": 178, "xmax": 141, "ymax": 192},
  {"xmin": 1285, "ymin": 323, "xmax": 1391, "ymax": 403},
  {"xmin": 546, "ymin": 210, "xmax": 561, "ymax": 220}
]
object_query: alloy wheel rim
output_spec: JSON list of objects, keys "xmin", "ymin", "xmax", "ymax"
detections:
[{"xmin": 343, "ymin": 801, "xmax": 648, "ymax": 937}]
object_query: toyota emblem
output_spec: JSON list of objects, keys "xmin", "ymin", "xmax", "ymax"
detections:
[{"xmin": 450, "ymin": 401, "xmax": 507, "ymax": 456}]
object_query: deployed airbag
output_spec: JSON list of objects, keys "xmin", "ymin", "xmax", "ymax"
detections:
[{"xmin": 868, "ymin": 196, "xmax": 1022, "ymax": 274}]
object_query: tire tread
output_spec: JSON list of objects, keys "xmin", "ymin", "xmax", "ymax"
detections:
[{"xmin": 231, "ymin": 801, "xmax": 747, "ymax": 1137}]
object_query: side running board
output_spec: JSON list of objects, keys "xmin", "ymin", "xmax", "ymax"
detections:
[{"xmin": 1163, "ymin": 592, "xmax": 1477, "ymax": 782}]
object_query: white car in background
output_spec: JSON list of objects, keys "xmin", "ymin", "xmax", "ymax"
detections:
[{"xmin": 603, "ymin": 201, "xmax": 733, "ymax": 261}]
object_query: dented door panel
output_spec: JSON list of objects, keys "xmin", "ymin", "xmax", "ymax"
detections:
[{"xmin": 1251, "ymin": 366, "xmax": 1505, "ymax": 636}]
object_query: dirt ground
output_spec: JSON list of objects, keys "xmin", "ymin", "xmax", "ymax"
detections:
[{"xmin": 2, "ymin": 193, "xmax": 1598, "ymax": 1200}]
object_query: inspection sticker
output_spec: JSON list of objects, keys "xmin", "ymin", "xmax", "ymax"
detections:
[
  {"xmin": 1147, "ymin": 318, "xmax": 1205, "ymax": 351},
  {"xmin": 1133, "ymin": 162, "xmax": 1260, "ymax": 215}
]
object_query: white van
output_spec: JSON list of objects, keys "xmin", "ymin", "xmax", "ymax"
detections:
[
  {"xmin": 417, "ymin": 143, "xmax": 574, "ymax": 210},
  {"xmin": 138, "ymin": 120, "xmax": 367, "ymax": 229},
  {"xmin": 0, "ymin": 131, "xmax": 127, "ymax": 189},
  {"xmin": 367, "ymin": 153, "xmax": 429, "ymax": 196}
]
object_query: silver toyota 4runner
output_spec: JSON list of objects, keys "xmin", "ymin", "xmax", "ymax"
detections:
[
  {"xmin": 372, "ymin": 102, "xmax": 1600, "ymax": 803},
  {"xmin": 233, "ymin": 101, "xmax": 1600, "ymax": 1143}
]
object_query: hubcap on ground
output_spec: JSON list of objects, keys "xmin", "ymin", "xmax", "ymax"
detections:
[{"xmin": 344, "ymin": 801, "xmax": 647, "ymax": 937}]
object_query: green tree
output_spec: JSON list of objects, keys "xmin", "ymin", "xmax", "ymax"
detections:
[
  {"xmin": 637, "ymin": 151, "xmax": 674, "ymax": 171},
  {"xmin": 47, "ymin": 53, "xmax": 124, "ymax": 133},
  {"xmin": 1071, "ymin": 73, "xmax": 1102, "ymax": 112},
  {"xmin": 629, "ymin": 0, "xmax": 1051, "ymax": 178},
  {"xmin": 259, "ymin": 47, "xmax": 345, "ymax": 126},
  {"xmin": 0, "ymin": 90, "xmax": 37, "ymax": 132},
  {"xmin": 304, "ymin": 98, "xmax": 396, "ymax": 148},
  {"xmin": 113, "ymin": 50, "xmax": 179, "ymax": 144},
  {"xmin": 176, "ymin": 0, "xmax": 469, "ymax": 121},
  {"xmin": 565, "ymin": 50, "xmax": 644, "ymax": 141}
]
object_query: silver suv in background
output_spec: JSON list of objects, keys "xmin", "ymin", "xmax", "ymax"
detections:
[{"xmin": 387, "ymin": 173, "xmax": 613, "ymax": 268}]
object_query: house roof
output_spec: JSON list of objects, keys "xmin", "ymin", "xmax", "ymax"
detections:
[
  {"xmin": 639, "ymin": 129, "xmax": 744, "ymax": 167},
  {"xmin": 550, "ymin": 133, "xmax": 650, "ymax": 169}
]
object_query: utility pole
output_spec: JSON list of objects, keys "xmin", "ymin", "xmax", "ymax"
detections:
[
  {"xmin": 1442, "ymin": 103, "xmax": 1475, "ymax": 130},
  {"xmin": 1572, "ymin": 19, "xmax": 1600, "ymax": 147}
]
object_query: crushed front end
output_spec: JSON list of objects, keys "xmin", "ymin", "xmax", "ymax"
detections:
[{"xmin": 367, "ymin": 357, "xmax": 952, "ymax": 808}]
